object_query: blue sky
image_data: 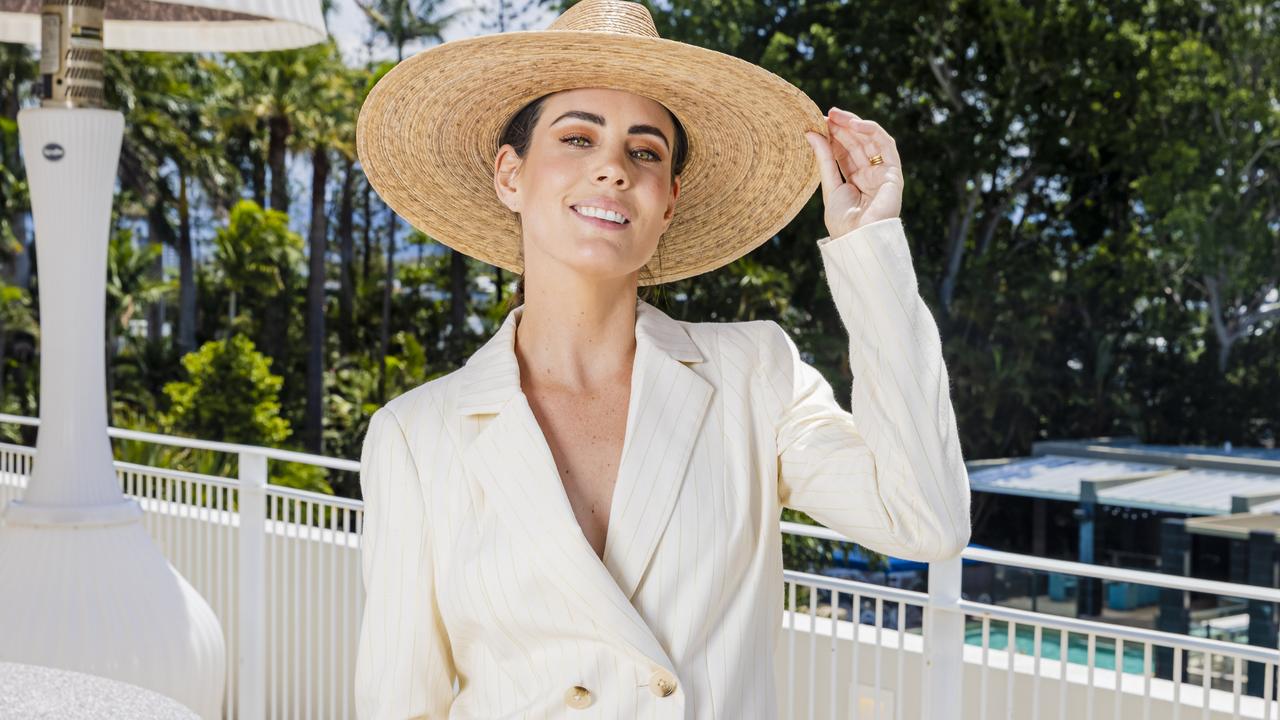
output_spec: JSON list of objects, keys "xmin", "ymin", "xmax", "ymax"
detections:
[{"xmin": 327, "ymin": 0, "xmax": 555, "ymax": 65}]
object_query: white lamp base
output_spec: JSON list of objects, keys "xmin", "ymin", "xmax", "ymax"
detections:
[
  {"xmin": 0, "ymin": 512, "xmax": 226, "ymax": 718},
  {"xmin": 0, "ymin": 107, "xmax": 227, "ymax": 719}
]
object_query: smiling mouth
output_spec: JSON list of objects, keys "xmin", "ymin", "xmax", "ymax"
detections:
[{"xmin": 571, "ymin": 206, "xmax": 631, "ymax": 226}]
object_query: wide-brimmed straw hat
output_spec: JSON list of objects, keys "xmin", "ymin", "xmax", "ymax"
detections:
[{"xmin": 356, "ymin": 0, "xmax": 825, "ymax": 285}]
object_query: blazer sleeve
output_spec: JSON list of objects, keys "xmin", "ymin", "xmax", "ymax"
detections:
[
  {"xmin": 355, "ymin": 406, "xmax": 457, "ymax": 719},
  {"xmin": 762, "ymin": 217, "xmax": 971, "ymax": 562}
]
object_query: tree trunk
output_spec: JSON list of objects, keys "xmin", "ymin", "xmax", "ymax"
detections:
[
  {"xmin": 268, "ymin": 113, "xmax": 291, "ymax": 214},
  {"xmin": 305, "ymin": 147, "xmax": 331, "ymax": 454},
  {"xmin": 145, "ymin": 202, "xmax": 172, "ymax": 344},
  {"xmin": 939, "ymin": 177, "xmax": 980, "ymax": 318},
  {"xmin": 14, "ymin": 346, "xmax": 29, "ymax": 423},
  {"xmin": 379, "ymin": 210, "xmax": 396, "ymax": 402},
  {"xmin": 7, "ymin": 206, "xmax": 28, "ymax": 288},
  {"xmin": 252, "ymin": 120, "xmax": 266, "ymax": 209},
  {"xmin": 361, "ymin": 173, "xmax": 372, "ymax": 288},
  {"xmin": 337, "ymin": 158, "xmax": 356, "ymax": 354},
  {"xmin": 450, "ymin": 249, "xmax": 467, "ymax": 357},
  {"xmin": 177, "ymin": 169, "xmax": 196, "ymax": 354},
  {"xmin": 1205, "ymin": 273, "xmax": 1236, "ymax": 375},
  {"xmin": 0, "ymin": 329, "xmax": 7, "ymax": 412}
]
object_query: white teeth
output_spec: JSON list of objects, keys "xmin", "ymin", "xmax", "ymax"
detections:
[{"xmin": 574, "ymin": 205, "xmax": 627, "ymax": 224}]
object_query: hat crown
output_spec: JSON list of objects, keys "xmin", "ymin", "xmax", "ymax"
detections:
[{"xmin": 548, "ymin": 0, "xmax": 660, "ymax": 39}]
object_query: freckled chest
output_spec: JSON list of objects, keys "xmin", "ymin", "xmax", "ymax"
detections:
[{"xmin": 523, "ymin": 379, "xmax": 632, "ymax": 562}]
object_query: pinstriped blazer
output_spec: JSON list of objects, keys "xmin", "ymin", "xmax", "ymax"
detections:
[{"xmin": 354, "ymin": 217, "xmax": 972, "ymax": 719}]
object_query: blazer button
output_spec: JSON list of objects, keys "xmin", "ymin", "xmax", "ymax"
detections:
[
  {"xmin": 648, "ymin": 668, "xmax": 678, "ymax": 697},
  {"xmin": 565, "ymin": 685, "xmax": 593, "ymax": 709}
]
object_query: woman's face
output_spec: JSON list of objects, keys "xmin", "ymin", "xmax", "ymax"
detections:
[{"xmin": 494, "ymin": 87, "xmax": 681, "ymax": 285}]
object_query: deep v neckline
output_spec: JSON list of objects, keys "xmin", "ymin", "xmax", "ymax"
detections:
[
  {"xmin": 514, "ymin": 330, "xmax": 647, "ymax": 567},
  {"xmin": 457, "ymin": 297, "xmax": 713, "ymax": 603}
]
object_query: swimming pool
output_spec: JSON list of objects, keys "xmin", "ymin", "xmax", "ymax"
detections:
[{"xmin": 966, "ymin": 621, "xmax": 1150, "ymax": 674}]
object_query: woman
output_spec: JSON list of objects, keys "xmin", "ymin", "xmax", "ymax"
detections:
[{"xmin": 354, "ymin": 1, "xmax": 971, "ymax": 717}]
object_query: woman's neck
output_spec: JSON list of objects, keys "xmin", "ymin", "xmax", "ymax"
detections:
[{"xmin": 514, "ymin": 282, "xmax": 639, "ymax": 393}]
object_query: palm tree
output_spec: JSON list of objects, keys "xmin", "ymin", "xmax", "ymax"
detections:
[
  {"xmin": 293, "ymin": 40, "xmax": 359, "ymax": 453},
  {"xmin": 357, "ymin": 0, "xmax": 463, "ymax": 399},
  {"xmin": 108, "ymin": 51, "xmax": 235, "ymax": 356},
  {"xmin": 471, "ymin": 0, "xmax": 546, "ymax": 310},
  {"xmin": 208, "ymin": 57, "xmax": 270, "ymax": 208},
  {"xmin": 219, "ymin": 50, "xmax": 316, "ymax": 217},
  {"xmin": 105, "ymin": 228, "xmax": 174, "ymax": 426}
]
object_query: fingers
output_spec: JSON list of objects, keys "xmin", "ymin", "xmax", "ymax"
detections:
[
  {"xmin": 805, "ymin": 130, "xmax": 843, "ymax": 203},
  {"xmin": 827, "ymin": 118, "xmax": 870, "ymax": 170},
  {"xmin": 832, "ymin": 108, "xmax": 901, "ymax": 166}
]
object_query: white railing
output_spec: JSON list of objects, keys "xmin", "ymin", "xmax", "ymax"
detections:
[
  {"xmin": 785, "ymin": 521, "xmax": 1280, "ymax": 719},
  {"xmin": 0, "ymin": 414, "xmax": 364, "ymax": 720},
  {"xmin": 1, "ymin": 414, "xmax": 1278, "ymax": 719}
]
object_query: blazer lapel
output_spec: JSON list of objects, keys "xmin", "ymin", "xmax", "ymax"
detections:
[
  {"xmin": 602, "ymin": 302, "xmax": 713, "ymax": 601},
  {"xmin": 454, "ymin": 299, "xmax": 713, "ymax": 671}
]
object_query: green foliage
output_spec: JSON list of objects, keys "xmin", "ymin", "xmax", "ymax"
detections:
[
  {"xmin": 163, "ymin": 334, "xmax": 291, "ymax": 446},
  {"xmin": 0, "ymin": 1, "xmax": 1272, "ymax": 552},
  {"xmin": 106, "ymin": 228, "xmax": 173, "ymax": 336},
  {"xmin": 213, "ymin": 200, "xmax": 304, "ymax": 309}
]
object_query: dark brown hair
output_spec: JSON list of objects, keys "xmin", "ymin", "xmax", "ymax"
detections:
[{"xmin": 498, "ymin": 91, "xmax": 688, "ymax": 309}]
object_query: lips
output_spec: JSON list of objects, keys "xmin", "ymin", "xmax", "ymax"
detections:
[
  {"xmin": 571, "ymin": 205, "xmax": 630, "ymax": 230},
  {"xmin": 571, "ymin": 196, "xmax": 633, "ymax": 223}
]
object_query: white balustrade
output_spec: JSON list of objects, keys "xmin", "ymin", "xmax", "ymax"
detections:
[{"xmin": 0, "ymin": 413, "xmax": 1276, "ymax": 719}]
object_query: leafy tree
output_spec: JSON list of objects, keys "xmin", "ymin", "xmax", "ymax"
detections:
[
  {"xmin": 210, "ymin": 200, "xmax": 305, "ymax": 381},
  {"xmin": 1129, "ymin": 8, "xmax": 1279, "ymax": 373},
  {"xmin": 0, "ymin": 280, "xmax": 35, "ymax": 440},
  {"xmin": 108, "ymin": 333, "xmax": 332, "ymax": 497},
  {"xmin": 163, "ymin": 334, "xmax": 291, "ymax": 446}
]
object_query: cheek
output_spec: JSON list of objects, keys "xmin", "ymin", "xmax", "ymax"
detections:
[{"xmin": 640, "ymin": 179, "xmax": 674, "ymax": 224}]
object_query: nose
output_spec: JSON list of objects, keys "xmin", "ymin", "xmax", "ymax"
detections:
[{"xmin": 593, "ymin": 143, "xmax": 631, "ymax": 188}]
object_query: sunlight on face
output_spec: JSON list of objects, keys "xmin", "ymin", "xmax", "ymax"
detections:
[{"xmin": 494, "ymin": 87, "xmax": 681, "ymax": 286}]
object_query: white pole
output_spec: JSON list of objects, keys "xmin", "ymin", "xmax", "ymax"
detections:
[
  {"xmin": 239, "ymin": 451, "xmax": 268, "ymax": 720},
  {"xmin": 924, "ymin": 556, "xmax": 965, "ymax": 720},
  {"xmin": 17, "ymin": 107, "xmax": 120, "ymax": 508}
]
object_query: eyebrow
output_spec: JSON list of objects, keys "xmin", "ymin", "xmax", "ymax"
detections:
[{"xmin": 549, "ymin": 110, "xmax": 670, "ymax": 151}]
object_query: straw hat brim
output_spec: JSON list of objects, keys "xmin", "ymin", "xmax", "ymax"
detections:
[{"xmin": 357, "ymin": 30, "xmax": 827, "ymax": 285}]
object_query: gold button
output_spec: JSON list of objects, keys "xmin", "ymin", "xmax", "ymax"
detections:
[
  {"xmin": 565, "ymin": 685, "xmax": 593, "ymax": 709},
  {"xmin": 648, "ymin": 668, "xmax": 677, "ymax": 697}
]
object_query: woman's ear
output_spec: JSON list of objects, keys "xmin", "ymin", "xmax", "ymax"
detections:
[
  {"xmin": 662, "ymin": 175, "xmax": 681, "ymax": 226},
  {"xmin": 493, "ymin": 144, "xmax": 522, "ymax": 213}
]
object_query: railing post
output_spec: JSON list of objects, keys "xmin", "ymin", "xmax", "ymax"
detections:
[
  {"xmin": 239, "ymin": 451, "xmax": 267, "ymax": 720},
  {"xmin": 923, "ymin": 556, "xmax": 964, "ymax": 720}
]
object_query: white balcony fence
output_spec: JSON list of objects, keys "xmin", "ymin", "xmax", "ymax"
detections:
[{"xmin": 0, "ymin": 413, "xmax": 1277, "ymax": 720}]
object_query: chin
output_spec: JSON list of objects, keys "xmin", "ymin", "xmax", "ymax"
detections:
[
  {"xmin": 559, "ymin": 241, "xmax": 653, "ymax": 279},
  {"xmin": 560, "ymin": 258, "xmax": 646, "ymax": 283}
]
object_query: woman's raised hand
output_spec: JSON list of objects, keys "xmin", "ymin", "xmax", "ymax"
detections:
[{"xmin": 804, "ymin": 107, "xmax": 903, "ymax": 239}]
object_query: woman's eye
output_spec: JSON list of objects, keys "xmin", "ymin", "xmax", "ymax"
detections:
[{"xmin": 560, "ymin": 135, "xmax": 661, "ymax": 162}]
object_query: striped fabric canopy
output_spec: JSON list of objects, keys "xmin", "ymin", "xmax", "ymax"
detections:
[{"xmin": 0, "ymin": 0, "xmax": 325, "ymax": 52}]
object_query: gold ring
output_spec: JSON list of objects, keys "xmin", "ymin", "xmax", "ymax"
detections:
[{"xmin": 869, "ymin": 154, "xmax": 885, "ymax": 166}]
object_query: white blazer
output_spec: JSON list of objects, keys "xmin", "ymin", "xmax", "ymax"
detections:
[{"xmin": 355, "ymin": 217, "xmax": 972, "ymax": 719}]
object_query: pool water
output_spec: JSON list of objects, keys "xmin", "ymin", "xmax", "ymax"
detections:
[{"xmin": 965, "ymin": 622, "xmax": 1150, "ymax": 674}]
